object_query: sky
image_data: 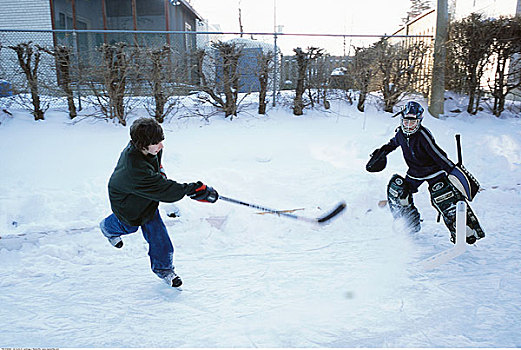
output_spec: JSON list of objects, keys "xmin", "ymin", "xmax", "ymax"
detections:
[{"xmin": 190, "ymin": 0, "xmax": 417, "ymax": 54}]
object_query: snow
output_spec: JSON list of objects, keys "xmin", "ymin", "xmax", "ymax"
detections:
[{"xmin": 1, "ymin": 96, "xmax": 521, "ymax": 347}]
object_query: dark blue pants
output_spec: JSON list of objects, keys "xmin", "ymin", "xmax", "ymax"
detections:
[
  {"xmin": 404, "ymin": 173, "xmax": 446, "ymax": 193},
  {"xmin": 100, "ymin": 210, "xmax": 174, "ymax": 279}
]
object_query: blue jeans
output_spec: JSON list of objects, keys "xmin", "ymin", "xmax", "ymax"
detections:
[{"xmin": 100, "ymin": 210, "xmax": 174, "ymax": 279}]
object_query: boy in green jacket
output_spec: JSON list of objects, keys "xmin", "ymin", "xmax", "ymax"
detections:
[{"xmin": 100, "ymin": 117, "xmax": 218, "ymax": 288}]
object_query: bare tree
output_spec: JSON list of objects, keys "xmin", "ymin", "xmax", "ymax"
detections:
[
  {"xmin": 257, "ymin": 51, "xmax": 272, "ymax": 115},
  {"xmin": 293, "ymin": 47, "xmax": 307, "ymax": 116},
  {"xmin": 350, "ymin": 46, "xmax": 375, "ymax": 112},
  {"xmin": 142, "ymin": 45, "xmax": 179, "ymax": 123},
  {"xmin": 38, "ymin": 45, "xmax": 77, "ymax": 119},
  {"xmin": 192, "ymin": 48, "xmax": 226, "ymax": 111},
  {"xmin": 402, "ymin": 0, "xmax": 433, "ymax": 24},
  {"xmin": 307, "ymin": 54, "xmax": 331, "ymax": 109},
  {"xmin": 488, "ymin": 16, "xmax": 521, "ymax": 117},
  {"xmin": 373, "ymin": 38, "xmax": 427, "ymax": 112},
  {"xmin": 0, "ymin": 44, "xmax": 13, "ymax": 117},
  {"xmin": 293, "ymin": 47, "xmax": 324, "ymax": 115},
  {"xmin": 217, "ymin": 41, "xmax": 242, "ymax": 117},
  {"xmin": 8, "ymin": 42, "xmax": 46, "ymax": 120},
  {"xmin": 192, "ymin": 41, "xmax": 244, "ymax": 119},
  {"xmin": 86, "ymin": 43, "xmax": 134, "ymax": 125},
  {"xmin": 447, "ymin": 13, "xmax": 495, "ymax": 114}
]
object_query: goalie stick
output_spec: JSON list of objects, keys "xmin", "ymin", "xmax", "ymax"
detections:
[
  {"xmin": 219, "ymin": 195, "xmax": 346, "ymax": 225},
  {"xmin": 419, "ymin": 201, "xmax": 467, "ymax": 270}
]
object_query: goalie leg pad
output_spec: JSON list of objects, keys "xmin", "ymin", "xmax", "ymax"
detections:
[
  {"xmin": 429, "ymin": 177, "xmax": 485, "ymax": 243},
  {"xmin": 387, "ymin": 174, "xmax": 421, "ymax": 232}
]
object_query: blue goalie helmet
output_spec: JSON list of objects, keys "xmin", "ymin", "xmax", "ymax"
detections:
[{"xmin": 401, "ymin": 101, "xmax": 424, "ymax": 135}]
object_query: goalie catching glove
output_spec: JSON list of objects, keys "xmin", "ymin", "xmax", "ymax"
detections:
[
  {"xmin": 186, "ymin": 181, "xmax": 219, "ymax": 203},
  {"xmin": 366, "ymin": 144, "xmax": 395, "ymax": 173}
]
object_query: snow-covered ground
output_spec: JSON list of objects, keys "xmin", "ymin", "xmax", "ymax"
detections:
[{"xmin": 1, "ymin": 96, "xmax": 520, "ymax": 347}]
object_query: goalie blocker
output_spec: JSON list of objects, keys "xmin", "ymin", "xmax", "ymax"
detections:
[{"xmin": 448, "ymin": 164, "xmax": 480, "ymax": 201}]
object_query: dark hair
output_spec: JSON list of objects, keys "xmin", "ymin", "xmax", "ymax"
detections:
[{"xmin": 130, "ymin": 117, "xmax": 164, "ymax": 150}]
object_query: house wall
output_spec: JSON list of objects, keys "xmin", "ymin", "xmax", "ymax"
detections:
[
  {"xmin": 453, "ymin": 0, "xmax": 519, "ymax": 19},
  {"xmin": 52, "ymin": 0, "xmax": 104, "ymax": 30},
  {"xmin": 167, "ymin": 2, "xmax": 198, "ymax": 51},
  {"xmin": 51, "ymin": 0, "xmax": 105, "ymax": 60},
  {"xmin": 0, "ymin": 0, "xmax": 54, "ymax": 86},
  {"xmin": 390, "ymin": 10, "xmax": 436, "ymax": 96},
  {"xmin": 391, "ymin": 1, "xmax": 520, "ymax": 99},
  {"xmin": 451, "ymin": 0, "xmax": 520, "ymax": 99},
  {"xmin": 0, "ymin": 0, "xmax": 203, "ymax": 89},
  {"xmin": 0, "ymin": 0, "xmax": 52, "ymax": 30},
  {"xmin": 196, "ymin": 19, "xmax": 221, "ymax": 49}
]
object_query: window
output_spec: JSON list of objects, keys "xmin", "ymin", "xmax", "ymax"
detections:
[
  {"xmin": 106, "ymin": 0, "xmax": 132, "ymax": 17},
  {"xmin": 185, "ymin": 22, "xmax": 194, "ymax": 50},
  {"xmin": 59, "ymin": 13, "xmax": 66, "ymax": 28},
  {"xmin": 136, "ymin": 0, "xmax": 164, "ymax": 16},
  {"xmin": 136, "ymin": 0, "xmax": 165, "ymax": 30}
]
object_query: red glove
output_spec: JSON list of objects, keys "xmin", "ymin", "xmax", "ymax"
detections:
[{"xmin": 187, "ymin": 181, "xmax": 219, "ymax": 203}]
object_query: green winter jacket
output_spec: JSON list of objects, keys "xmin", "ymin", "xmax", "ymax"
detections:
[{"xmin": 108, "ymin": 142, "xmax": 191, "ymax": 226}]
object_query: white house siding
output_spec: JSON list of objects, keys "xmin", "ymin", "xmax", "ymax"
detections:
[
  {"xmin": 0, "ymin": 0, "xmax": 52, "ymax": 30},
  {"xmin": 391, "ymin": 2, "xmax": 520, "ymax": 101},
  {"xmin": 451, "ymin": 0, "xmax": 520, "ymax": 99},
  {"xmin": 390, "ymin": 10, "xmax": 436, "ymax": 96},
  {"xmin": 196, "ymin": 19, "xmax": 221, "ymax": 50},
  {"xmin": 0, "ymin": 0, "xmax": 56, "ymax": 91},
  {"xmin": 453, "ymin": 0, "xmax": 518, "ymax": 19}
]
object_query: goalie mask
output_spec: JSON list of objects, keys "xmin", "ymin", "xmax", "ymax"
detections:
[{"xmin": 401, "ymin": 101, "xmax": 424, "ymax": 136}]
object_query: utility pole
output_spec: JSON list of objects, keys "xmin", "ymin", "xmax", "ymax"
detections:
[
  {"xmin": 272, "ymin": 0, "xmax": 278, "ymax": 107},
  {"xmin": 428, "ymin": 0, "xmax": 448, "ymax": 118}
]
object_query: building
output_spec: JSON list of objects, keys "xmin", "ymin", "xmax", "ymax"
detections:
[
  {"xmin": 0, "ymin": 0, "xmax": 203, "ymax": 48},
  {"xmin": 391, "ymin": 9, "xmax": 436, "ymax": 96},
  {"xmin": 0, "ymin": 0, "xmax": 205, "ymax": 89},
  {"xmin": 50, "ymin": 0, "xmax": 203, "ymax": 54},
  {"xmin": 204, "ymin": 37, "xmax": 279, "ymax": 93},
  {"xmin": 451, "ymin": 0, "xmax": 521, "ymax": 20},
  {"xmin": 390, "ymin": 0, "xmax": 520, "ymax": 98}
]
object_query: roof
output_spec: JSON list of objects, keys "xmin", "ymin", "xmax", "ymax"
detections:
[
  {"xmin": 176, "ymin": 0, "xmax": 203, "ymax": 21},
  {"xmin": 392, "ymin": 9, "xmax": 436, "ymax": 36}
]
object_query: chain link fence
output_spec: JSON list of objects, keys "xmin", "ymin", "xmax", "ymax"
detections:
[{"xmin": 0, "ymin": 29, "xmax": 433, "ymax": 121}]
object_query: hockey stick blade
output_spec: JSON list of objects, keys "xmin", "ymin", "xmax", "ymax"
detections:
[
  {"xmin": 220, "ymin": 195, "xmax": 346, "ymax": 225},
  {"xmin": 317, "ymin": 202, "xmax": 347, "ymax": 224}
]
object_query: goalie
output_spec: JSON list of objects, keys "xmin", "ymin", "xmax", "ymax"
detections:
[{"xmin": 366, "ymin": 101, "xmax": 484, "ymax": 244}]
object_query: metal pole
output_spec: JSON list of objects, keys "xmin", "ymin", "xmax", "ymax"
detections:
[
  {"xmin": 272, "ymin": 33, "xmax": 278, "ymax": 107},
  {"xmin": 428, "ymin": 0, "xmax": 448, "ymax": 118},
  {"xmin": 272, "ymin": 0, "xmax": 277, "ymax": 107},
  {"xmin": 72, "ymin": 30, "xmax": 82, "ymax": 110},
  {"xmin": 0, "ymin": 28, "xmax": 433, "ymax": 39}
]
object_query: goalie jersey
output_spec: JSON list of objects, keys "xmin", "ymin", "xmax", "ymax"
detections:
[{"xmin": 385, "ymin": 125, "xmax": 455, "ymax": 181}]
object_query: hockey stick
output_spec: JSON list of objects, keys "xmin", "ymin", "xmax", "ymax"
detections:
[
  {"xmin": 391, "ymin": 110, "xmax": 402, "ymax": 118},
  {"xmin": 435, "ymin": 134, "xmax": 464, "ymax": 223},
  {"xmin": 219, "ymin": 195, "xmax": 346, "ymax": 225},
  {"xmin": 455, "ymin": 134, "xmax": 462, "ymax": 165},
  {"xmin": 256, "ymin": 208, "xmax": 305, "ymax": 215},
  {"xmin": 419, "ymin": 201, "xmax": 467, "ymax": 270}
]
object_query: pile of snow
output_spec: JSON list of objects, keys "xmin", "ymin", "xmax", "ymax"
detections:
[{"xmin": 0, "ymin": 96, "xmax": 520, "ymax": 347}]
